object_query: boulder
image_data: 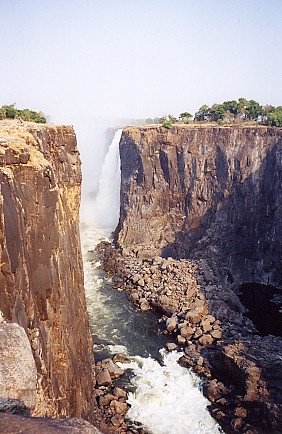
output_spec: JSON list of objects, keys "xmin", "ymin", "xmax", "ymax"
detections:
[
  {"xmin": 112, "ymin": 354, "xmax": 130, "ymax": 364},
  {"xmin": 199, "ymin": 334, "xmax": 214, "ymax": 346},
  {"xmin": 211, "ymin": 329, "xmax": 222, "ymax": 340},
  {"xmin": 139, "ymin": 299, "xmax": 150, "ymax": 311},
  {"xmin": 0, "ymin": 413, "xmax": 102, "ymax": 433},
  {"xmin": 100, "ymin": 359, "xmax": 124, "ymax": 379},
  {"xmin": 0, "ymin": 323, "xmax": 37, "ymax": 410},
  {"xmin": 137, "ymin": 277, "xmax": 145, "ymax": 287},
  {"xmin": 109, "ymin": 400, "xmax": 128, "ymax": 415},
  {"xmin": 166, "ymin": 342, "xmax": 177, "ymax": 351},
  {"xmin": 180, "ymin": 326, "xmax": 193, "ymax": 338},
  {"xmin": 132, "ymin": 274, "xmax": 141, "ymax": 284},
  {"xmin": 177, "ymin": 335, "xmax": 186, "ymax": 345},
  {"xmin": 98, "ymin": 394, "xmax": 116, "ymax": 407},
  {"xmin": 235, "ymin": 407, "xmax": 247, "ymax": 419},
  {"xmin": 111, "ymin": 414, "xmax": 124, "ymax": 428},
  {"xmin": 202, "ymin": 320, "xmax": 213, "ymax": 333},
  {"xmin": 203, "ymin": 380, "xmax": 222, "ymax": 402},
  {"xmin": 113, "ymin": 387, "xmax": 127, "ymax": 399},
  {"xmin": 194, "ymin": 328, "xmax": 203, "ymax": 339},
  {"xmin": 96, "ymin": 370, "xmax": 112, "ymax": 386},
  {"xmin": 158, "ymin": 295, "xmax": 179, "ymax": 315},
  {"xmin": 166, "ymin": 316, "xmax": 178, "ymax": 332},
  {"xmin": 185, "ymin": 311, "xmax": 202, "ymax": 324},
  {"xmin": 0, "ymin": 397, "xmax": 29, "ymax": 416},
  {"xmin": 129, "ymin": 292, "xmax": 139, "ymax": 303},
  {"xmin": 231, "ymin": 417, "xmax": 245, "ymax": 431}
]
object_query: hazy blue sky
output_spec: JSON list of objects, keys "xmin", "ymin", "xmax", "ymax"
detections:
[{"xmin": 1, "ymin": 0, "xmax": 282, "ymax": 122}]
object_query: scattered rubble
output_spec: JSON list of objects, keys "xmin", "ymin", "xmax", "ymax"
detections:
[{"xmin": 96, "ymin": 241, "xmax": 282, "ymax": 434}]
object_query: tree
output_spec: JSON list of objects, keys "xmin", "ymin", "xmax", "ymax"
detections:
[
  {"xmin": 160, "ymin": 114, "xmax": 177, "ymax": 125},
  {"xmin": 179, "ymin": 112, "xmax": 193, "ymax": 122},
  {"xmin": 261, "ymin": 105, "xmax": 275, "ymax": 123},
  {"xmin": 223, "ymin": 100, "xmax": 238, "ymax": 116},
  {"xmin": 246, "ymin": 99, "xmax": 262, "ymax": 120},
  {"xmin": 194, "ymin": 105, "xmax": 211, "ymax": 122},
  {"xmin": 265, "ymin": 106, "xmax": 282, "ymax": 127},
  {"xmin": 168, "ymin": 114, "xmax": 178, "ymax": 123},
  {"xmin": 210, "ymin": 104, "xmax": 225, "ymax": 122},
  {"xmin": 2, "ymin": 104, "xmax": 17, "ymax": 119},
  {"xmin": 237, "ymin": 98, "xmax": 249, "ymax": 119}
]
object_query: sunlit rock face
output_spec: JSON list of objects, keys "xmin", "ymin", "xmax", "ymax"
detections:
[
  {"xmin": 0, "ymin": 121, "xmax": 96, "ymax": 422},
  {"xmin": 117, "ymin": 125, "xmax": 282, "ymax": 287}
]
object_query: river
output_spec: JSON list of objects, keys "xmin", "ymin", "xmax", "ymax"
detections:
[{"xmin": 80, "ymin": 129, "xmax": 222, "ymax": 434}]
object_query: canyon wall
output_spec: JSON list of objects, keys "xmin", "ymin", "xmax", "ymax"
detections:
[
  {"xmin": 0, "ymin": 121, "xmax": 97, "ymax": 423},
  {"xmin": 117, "ymin": 125, "xmax": 282, "ymax": 288}
]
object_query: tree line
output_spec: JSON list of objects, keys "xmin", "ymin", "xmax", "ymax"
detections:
[
  {"xmin": 0, "ymin": 104, "xmax": 46, "ymax": 123},
  {"xmin": 146, "ymin": 98, "xmax": 282, "ymax": 128}
]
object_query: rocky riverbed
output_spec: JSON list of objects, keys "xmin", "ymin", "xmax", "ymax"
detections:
[
  {"xmin": 93, "ymin": 352, "xmax": 149, "ymax": 434},
  {"xmin": 96, "ymin": 242, "xmax": 282, "ymax": 434}
]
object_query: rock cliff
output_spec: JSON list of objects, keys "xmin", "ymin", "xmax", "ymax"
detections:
[
  {"xmin": 0, "ymin": 121, "xmax": 97, "ymax": 423},
  {"xmin": 117, "ymin": 125, "xmax": 282, "ymax": 288},
  {"xmin": 113, "ymin": 124, "xmax": 282, "ymax": 432}
]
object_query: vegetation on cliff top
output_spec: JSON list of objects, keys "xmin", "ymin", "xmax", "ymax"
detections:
[
  {"xmin": 144, "ymin": 98, "xmax": 282, "ymax": 128},
  {"xmin": 0, "ymin": 104, "xmax": 46, "ymax": 123}
]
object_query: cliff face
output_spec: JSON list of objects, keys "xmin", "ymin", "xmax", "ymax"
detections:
[
  {"xmin": 117, "ymin": 125, "xmax": 282, "ymax": 288},
  {"xmin": 0, "ymin": 121, "xmax": 96, "ymax": 421}
]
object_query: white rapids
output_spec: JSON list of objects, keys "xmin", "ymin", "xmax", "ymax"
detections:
[
  {"xmin": 118, "ymin": 350, "xmax": 222, "ymax": 434},
  {"xmin": 80, "ymin": 127, "xmax": 223, "ymax": 434}
]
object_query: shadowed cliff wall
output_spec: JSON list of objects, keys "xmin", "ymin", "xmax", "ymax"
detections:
[
  {"xmin": 0, "ymin": 121, "xmax": 96, "ymax": 422},
  {"xmin": 116, "ymin": 125, "xmax": 282, "ymax": 288}
]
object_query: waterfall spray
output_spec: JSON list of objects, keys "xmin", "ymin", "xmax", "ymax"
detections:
[{"xmin": 94, "ymin": 128, "xmax": 123, "ymax": 231}]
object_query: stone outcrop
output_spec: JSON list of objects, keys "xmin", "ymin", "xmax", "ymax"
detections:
[
  {"xmin": 0, "ymin": 121, "xmax": 97, "ymax": 423},
  {"xmin": 0, "ymin": 413, "xmax": 102, "ymax": 434},
  {"xmin": 0, "ymin": 322, "xmax": 37, "ymax": 410},
  {"xmin": 116, "ymin": 124, "xmax": 282, "ymax": 287},
  {"xmin": 111, "ymin": 124, "xmax": 282, "ymax": 433}
]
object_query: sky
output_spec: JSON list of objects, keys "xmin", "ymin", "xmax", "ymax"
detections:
[
  {"xmin": 1, "ymin": 0, "xmax": 282, "ymax": 121},
  {"xmin": 1, "ymin": 0, "xmax": 282, "ymax": 208}
]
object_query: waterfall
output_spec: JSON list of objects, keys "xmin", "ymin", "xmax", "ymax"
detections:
[
  {"xmin": 93, "ymin": 128, "xmax": 123, "ymax": 231},
  {"xmin": 81, "ymin": 127, "xmax": 223, "ymax": 434}
]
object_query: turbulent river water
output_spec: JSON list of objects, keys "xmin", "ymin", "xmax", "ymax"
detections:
[{"xmin": 80, "ymin": 129, "xmax": 222, "ymax": 434}]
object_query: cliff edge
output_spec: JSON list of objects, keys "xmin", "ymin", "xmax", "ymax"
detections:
[
  {"xmin": 0, "ymin": 120, "xmax": 97, "ymax": 423},
  {"xmin": 117, "ymin": 124, "xmax": 282, "ymax": 288},
  {"xmin": 111, "ymin": 124, "xmax": 282, "ymax": 432}
]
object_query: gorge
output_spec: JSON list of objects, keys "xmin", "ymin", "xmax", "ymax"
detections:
[
  {"xmin": 106, "ymin": 124, "xmax": 282, "ymax": 433},
  {"xmin": 82, "ymin": 129, "xmax": 222, "ymax": 434},
  {"xmin": 0, "ymin": 120, "xmax": 281, "ymax": 434}
]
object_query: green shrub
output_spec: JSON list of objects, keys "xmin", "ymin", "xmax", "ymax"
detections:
[
  {"xmin": 0, "ymin": 104, "xmax": 46, "ymax": 123},
  {"xmin": 162, "ymin": 120, "xmax": 172, "ymax": 129}
]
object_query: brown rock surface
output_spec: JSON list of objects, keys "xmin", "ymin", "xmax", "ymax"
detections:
[
  {"xmin": 108, "ymin": 124, "xmax": 282, "ymax": 433},
  {"xmin": 116, "ymin": 124, "xmax": 282, "ymax": 287},
  {"xmin": 0, "ymin": 413, "xmax": 102, "ymax": 433},
  {"xmin": 0, "ymin": 121, "xmax": 96, "ymax": 422},
  {"xmin": 0, "ymin": 323, "xmax": 37, "ymax": 409}
]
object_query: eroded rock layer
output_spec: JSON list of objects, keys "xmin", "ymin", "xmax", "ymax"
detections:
[
  {"xmin": 112, "ymin": 124, "xmax": 282, "ymax": 433},
  {"xmin": 0, "ymin": 121, "xmax": 96, "ymax": 422},
  {"xmin": 117, "ymin": 125, "xmax": 282, "ymax": 287}
]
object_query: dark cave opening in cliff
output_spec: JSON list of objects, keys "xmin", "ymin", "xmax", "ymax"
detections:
[{"xmin": 238, "ymin": 283, "xmax": 282, "ymax": 337}]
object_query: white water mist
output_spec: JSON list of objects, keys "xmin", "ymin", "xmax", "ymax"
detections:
[{"xmin": 94, "ymin": 128, "xmax": 123, "ymax": 230}]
